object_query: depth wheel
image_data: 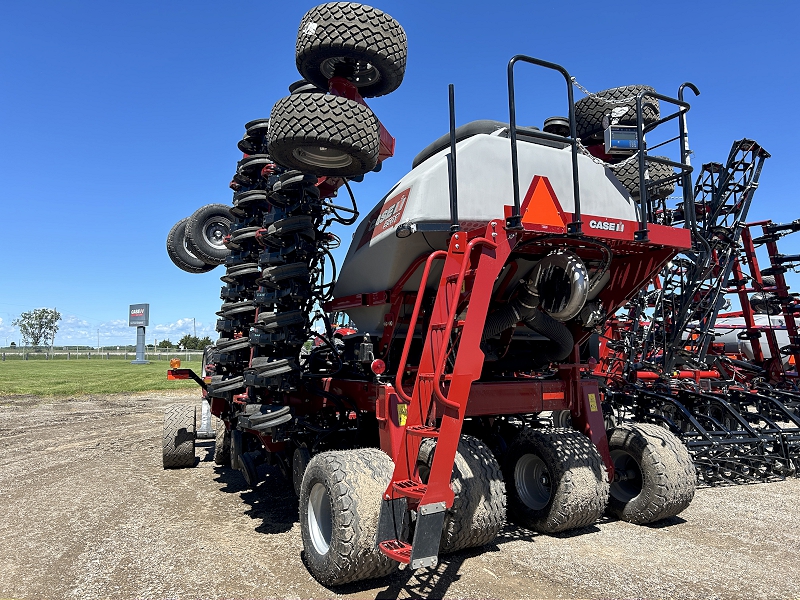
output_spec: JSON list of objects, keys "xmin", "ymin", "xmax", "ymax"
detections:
[
  {"xmin": 607, "ymin": 423, "xmax": 696, "ymax": 524},
  {"xmin": 503, "ymin": 427, "xmax": 609, "ymax": 533},
  {"xmin": 299, "ymin": 448, "xmax": 398, "ymax": 586},
  {"xmin": 185, "ymin": 204, "xmax": 233, "ymax": 265},
  {"xmin": 295, "ymin": 2, "xmax": 407, "ymax": 98},
  {"xmin": 417, "ymin": 435, "xmax": 506, "ymax": 554},
  {"xmin": 268, "ymin": 93, "xmax": 380, "ymax": 177},
  {"xmin": 166, "ymin": 218, "xmax": 215, "ymax": 274},
  {"xmin": 162, "ymin": 404, "xmax": 196, "ymax": 469}
]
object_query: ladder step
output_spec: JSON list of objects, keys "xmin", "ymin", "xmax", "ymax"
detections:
[
  {"xmin": 446, "ymin": 270, "xmax": 476, "ymax": 283},
  {"xmin": 406, "ymin": 425, "xmax": 440, "ymax": 437},
  {"xmin": 392, "ymin": 479, "xmax": 427, "ymax": 499},
  {"xmin": 378, "ymin": 539, "xmax": 411, "ymax": 564},
  {"xmin": 430, "ymin": 321, "xmax": 466, "ymax": 330},
  {"xmin": 416, "ymin": 372, "xmax": 452, "ymax": 381}
]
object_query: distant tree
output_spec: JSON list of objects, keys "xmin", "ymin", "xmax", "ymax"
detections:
[
  {"xmin": 12, "ymin": 308, "xmax": 61, "ymax": 347},
  {"xmin": 157, "ymin": 339, "xmax": 175, "ymax": 349},
  {"xmin": 9, "ymin": 342, "xmax": 16, "ymax": 347},
  {"xmin": 177, "ymin": 334, "xmax": 214, "ymax": 350},
  {"xmin": 178, "ymin": 334, "xmax": 198, "ymax": 349}
]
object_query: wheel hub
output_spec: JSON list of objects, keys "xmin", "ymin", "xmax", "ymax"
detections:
[
  {"xmin": 515, "ymin": 453, "xmax": 552, "ymax": 510},
  {"xmin": 204, "ymin": 221, "xmax": 229, "ymax": 249},
  {"xmin": 293, "ymin": 146, "xmax": 353, "ymax": 169},
  {"xmin": 308, "ymin": 482, "xmax": 333, "ymax": 555},
  {"xmin": 320, "ymin": 57, "xmax": 381, "ymax": 87},
  {"xmin": 610, "ymin": 449, "xmax": 643, "ymax": 501}
]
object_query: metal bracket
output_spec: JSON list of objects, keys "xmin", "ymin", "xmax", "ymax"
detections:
[
  {"xmin": 376, "ymin": 497, "xmax": 408, "ymax": 544},
  {"xmin": 418, "ymin": 502, "xmax": 446, "ymax": 515},
  {"xmin": 409, "ymin": 507, "xmax": 446, "ymax": 570}
]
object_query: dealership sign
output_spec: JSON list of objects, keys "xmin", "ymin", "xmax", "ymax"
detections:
[{"xmin": 129, "ymin": 304, "xmax": 150, "ymax": 327}]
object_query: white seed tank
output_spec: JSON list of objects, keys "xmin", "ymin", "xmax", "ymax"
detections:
[{"xmin": 334, "ymin": 127, "xmax": 639, "ymax": 335}]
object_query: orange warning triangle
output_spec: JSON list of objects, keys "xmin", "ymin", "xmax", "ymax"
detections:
[{"xmin": 521, "ymin": 176, "xmax": 566, "ymax": 229}]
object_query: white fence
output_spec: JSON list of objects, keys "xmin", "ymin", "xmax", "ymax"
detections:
[{"xmin": 0, "ymin": 349, "xmax": 205, "ymax": 361}]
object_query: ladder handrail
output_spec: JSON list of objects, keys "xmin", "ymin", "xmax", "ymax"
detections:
[
  {"xmin": 432, "ymin": 236, "xmax": 497, "ymax": 410},
  {"xmin": 394, "ymin": 250, "xmax": 448, "ymax": 403}
]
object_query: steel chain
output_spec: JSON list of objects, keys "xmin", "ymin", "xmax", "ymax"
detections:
[
  {"xmin": 574, "ymin": 137, "xmax": 641, "ymax": 170},
  {"xmin": 571, "ymin": 77, "xmax": 642, "ymax": 105}
]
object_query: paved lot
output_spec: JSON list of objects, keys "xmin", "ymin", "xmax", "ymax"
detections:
[{"xmin": 1, "ymin": 391, "xmax": 799, "ymax": 599}]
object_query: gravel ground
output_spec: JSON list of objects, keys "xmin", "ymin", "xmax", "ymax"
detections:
[{"xmin": 1, "ymin": 391, "xmax": 799, "ymax": 600}]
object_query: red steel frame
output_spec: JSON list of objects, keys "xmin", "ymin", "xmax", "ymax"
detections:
[{"xmin": 721, "ymin": 221, "xmax": 800, "ymax": 381}]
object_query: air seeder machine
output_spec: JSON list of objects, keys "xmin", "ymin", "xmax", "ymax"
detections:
[{"xmin": 164, "ymin": 2, "xmax": 705, "ymax": 586}]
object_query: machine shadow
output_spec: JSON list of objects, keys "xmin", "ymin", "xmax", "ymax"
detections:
[
  {"xmin": 196, "ymin": 439, "xmax": 215, "ymax": 463},
  {"xmin": 333, "ymin": 522, "xmax": 602, "ymax": 599},
  {"xmin": 213, "ymin": 463, "xmax": 298, "ymax": 535},
  {"xmin": 211, "ymin": 462, "xmax": 606, "ymax": 598}
]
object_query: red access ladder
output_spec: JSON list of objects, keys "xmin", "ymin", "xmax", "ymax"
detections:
[{"xmin": 377, "ymin": 224, "xmax": 513, "ymax": 569}]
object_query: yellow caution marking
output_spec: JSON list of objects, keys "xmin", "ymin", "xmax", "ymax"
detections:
[
  {"xmin": 397, "ymin": 403, "xmax": 408, "ymax": 426},
  {"xmin": 588, "ymin": 393, "xmax": 598, "ymax": 412}
]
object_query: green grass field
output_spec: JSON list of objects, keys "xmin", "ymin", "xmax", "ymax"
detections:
[{"xmin": 0, "ymin": 360, "xmax": 199, "ymax": 396}]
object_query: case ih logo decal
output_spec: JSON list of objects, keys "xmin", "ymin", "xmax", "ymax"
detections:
[
  {"xmin": 357, "ymin": 188, "xmax": 411, "ymax": 250},
  {"xmin": 589, "ymin": 219, "xmax": 625, "ymax": 232},
  {"xmin": 128, "ymin": 303, "xmax": 149, "ymax": 327}
]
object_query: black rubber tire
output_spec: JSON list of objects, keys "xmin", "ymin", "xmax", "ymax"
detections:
[
  {"xmin": 166, "ymin": 218, "xmax": 215, "ymax": 274},
  {"xmin": 292, "ymin": 446, "xmax": 311, "ymax": 497},
  {"xmin": 574, "ymin": 85, "xmax": 659, "ymax": 142},
  {"xmin": 221, "ymin": 263, "xmax": 262, "ymax": 284},
  {"xmin": 215, "ymin": 338, "xmax": 250, "ymax": 352},
  {"xmin": 750, "ymin": 292, "xmax": 781, "ymax": 315},
  {"xmin": 295, "ymin": 2, "xmax": 407, "ymax": 98},
  {"xmin": 240, "ymin": 451, "xmax": 259, "ymax": 489},
  {"xmin": 607, "ymin": 423, "xmax": 696, "ymax": 524},
  {"xmin": 268, "ymin": 93, "xmax": 380, "ymax": 177},
  {"xmin": 289, "ymin": 79, "xmax": 326, "ymax": 95},
  {"xmin": 162, "ymin": 404, "xmax": 196, "ymax": 469},
  {"xmin": 503, "ymin": 427, "xmax": 609, "ymax": 533},
  {"xmin": 611, "ymin": 156, "xmax": 676, "ymax": 199},
  {"xmin": 299, "ymin": 448, "xmax": 399, "ymax": 586},
  {"xmin": 267, "ymin": 215, "xmax": 316, "ymax": 238},
  {"xmin": 418, "ymin": 435, "xmax": 506, "ymax": 554},
  {"xmin": 185, "ymin": 204, "xmax": 233, "ymax": 266},
  {"xmin": 238, "ymin": 154, "xmax": 272, "ymax": 177},
  {"xmin": 551, "ymin": 410, "xmax": 573, "ymax": 428},
  {"xmin": 214, "ymin": 420, "xmax": 231, "ymax": 466},
  {"xmin": 260, "ymin": 262, "xmax": 310, "ymax": 286},
  {"xmin": 256, "ymin": 310, "xmax": 306, "ymax": 330},
  {"xmin": 207, "ymin": 374, "xmax": 246, "ymax": 396},
  {"xmin": 232, "ymin": 190, "xmax": 269, "ymax": 216},
  {"xmin": 220, "ymin": 300, "xmax": 257, "ymax": 317}
]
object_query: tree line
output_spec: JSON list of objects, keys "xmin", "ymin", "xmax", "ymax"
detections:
[
  {"xmin": 10, "ymin": 309, "xmax": 212, "ymax": 349},
  {"xmin": 157, "ymin": 335, "xmax": 213, "ymax": 350}
]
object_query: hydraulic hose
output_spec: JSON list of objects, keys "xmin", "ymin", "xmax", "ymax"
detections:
[
  {"xmin": 524, "ymin": 307, "xmax": 574, "ymax": 363},
  {"xmin": 481, "ymin": 278, "xmax": 574, "ymax": 364},
  {"xmin": 482, "ymin": 281, "xmax": 540, "ymax": 341}
]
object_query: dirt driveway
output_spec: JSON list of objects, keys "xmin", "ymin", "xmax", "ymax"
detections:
[{"xmin": 1, "ymin": 391, "xmax": 799, "ymax": 600}]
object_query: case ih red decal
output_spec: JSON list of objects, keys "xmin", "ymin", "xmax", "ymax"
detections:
[{"xmin": 357, "ymin": 187, "xmax": 411, "ymax": 250}]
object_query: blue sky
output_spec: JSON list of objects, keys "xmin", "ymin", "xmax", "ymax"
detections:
[{"xmin": 1, "ymin": 0, "xmax": 798, "ymax": 347}]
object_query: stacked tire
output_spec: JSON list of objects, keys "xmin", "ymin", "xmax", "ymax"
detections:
[
  {"xmin": 572, "ymin": 85, "xmax": 676, "ymax": 201},
  {"xmin": 167, "ymin": 2, "xmax": 412, "ymax": 587},
  {"xmin": 167, "ymin": 205, "xmax": 233, "ymax": 273}
]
